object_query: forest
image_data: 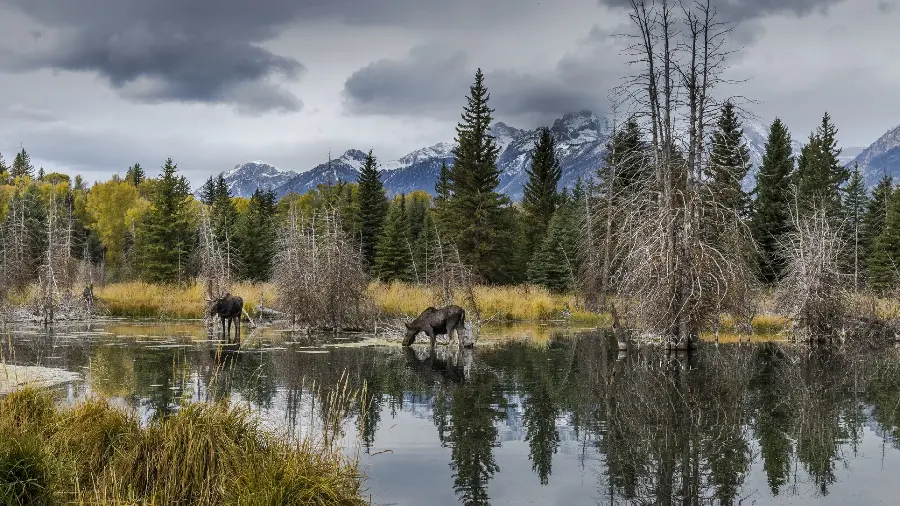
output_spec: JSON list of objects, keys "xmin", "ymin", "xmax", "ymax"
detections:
[{"xmin": 1, "ymin": 2, "xmax": 898, "ymax": 346}]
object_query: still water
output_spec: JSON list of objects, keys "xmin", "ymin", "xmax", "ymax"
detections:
[{"xmin": 4, "ymin": 320, "xmax": 900, "ymax": 505}]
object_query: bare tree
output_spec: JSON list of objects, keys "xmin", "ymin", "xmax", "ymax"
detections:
[
  {"xmin": 583, "ymin": 0, "xmax": 756, "ymax": 347},
  {"xmin": 198, "ymin": 207, "xmax": 233, "ymax": 328},
  {"xmin": 273, "ymin": 203, "xmax": 373, "ymax": 331}
]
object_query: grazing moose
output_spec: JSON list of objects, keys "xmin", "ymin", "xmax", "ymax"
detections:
[
  {"xmin": 403, "ymin": 305, "xmax": 471, "ymax": 349},
  {"xmin": 208, "ymin": 293, "xmax": 244, "ymax": 343}
]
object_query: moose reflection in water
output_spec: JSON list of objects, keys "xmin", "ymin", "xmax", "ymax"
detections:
[{"xmin": 10, "ymin": 325, "xmax": 900, "ymax": 506}]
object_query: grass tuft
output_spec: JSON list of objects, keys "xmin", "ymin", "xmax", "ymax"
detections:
[{"xmin": 0, "ymin": 388, "xmax": 365, "ymax": 505}]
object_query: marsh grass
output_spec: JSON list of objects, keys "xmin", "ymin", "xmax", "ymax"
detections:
[
  {"xmin": 0, "ymin": 387, "xmax": 366, "ymax": 506},
  {"xmin": 368, "ymin": 281, "xmax": 606, "ymax": 323},
  {"xmin": 94, "ymin": 282, "xmax": 271, "ymax": 319}
]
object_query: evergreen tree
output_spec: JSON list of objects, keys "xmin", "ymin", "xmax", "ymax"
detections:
[
  {"xmin": 0, "ymin": 151, "xmax": 7, "ymax": 175},
  {"xmin": 11, "ymin": 147, "xmax": 34, "ymax": 178},
  {"xmin": 125, "ymin": 163, "xmax": 146, "ymax": 186},
  {"xmin": 37, "ymin": 167, "xmax": 45, "ymax": 181},
  {"xmin": 434, "ymin": 160, "xmax": 453, "ymax": 230},
  {"xmin": 862, "ymin": 174, "xmax": 894, "ymax": 270},
  {"xmin": 842, "ymin": 164, "xmax": 868, "ymax": 288},
  {"xmin": 867, "ymin": 187, "xmax": 900, "ymax": 292},
  {"xmin": 600, "ymin": 116, "xmax": 648, "ymax": 197},
  {"xmin": 522, "ymin": 127, "xmax": 562, "ymax": 263},
  {"xmin": 750, "ymin": 118, "xmax": 796, "ymax": 283},
  {"xmin": 208, "ymin": 175, "xmax": 238, "ymax": 266},
  {"xmin": 795, "ymin": 113, "xmax": 848, "ymax": 220},
  {"xmin": 356, "ymin": 149, "xmax": 389, "ymax": 268},
  {"xmin": 199, "ymin": 176, "xmax": 216, "ymax": 205},
  {"xmin": 134, "ymin": 158, "xmax": 196, "ymax": 284},
  {"xmin": 236, "ymin": 188, "xmax": 278, "ymax": 281},
  {"xmin": 706, "ymin": 100, "xmax": 752, "ymax": 218},
  {"xmin": 445, "ymin": 68, "xmax": 513, "ymax": 282},
  {"xmin": 528, "ymin": 191, "xmax": 580, "ymax": 292},
  {"xmin": 374, "ymin": 195, "xmax": 411, "ymax": 282}
]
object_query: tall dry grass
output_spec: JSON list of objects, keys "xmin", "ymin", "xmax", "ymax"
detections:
[
  {"xmin": 0, "ymin": 387, "xmax": 366, "ymax": 506},
  {"xmin": 368, "ymin": 281, "xmax": 605, "ymax": 323},
  {"xmin": 94, "ymin": 281, "xmax": 273, "ymax": 319}
]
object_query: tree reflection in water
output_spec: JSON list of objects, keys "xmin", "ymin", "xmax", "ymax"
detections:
[{"xmin": 11, "ymin": 324, "xmax": 900, "ymax": 506}]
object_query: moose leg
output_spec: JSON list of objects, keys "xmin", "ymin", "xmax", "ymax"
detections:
[
  {"xmin": 220, "ymin": 315, "xmax": 226, "ymax": 341},
  {"xmin": 227, "ymin": 317, "xmax": 233, "ymax": 342},
  {"xmin": 426, "ymin": 327, "xmax": 437, "ymax": 349},
  {"xmin": 235, "ymin": 316, "xmax": 241, "ymax": 342}
]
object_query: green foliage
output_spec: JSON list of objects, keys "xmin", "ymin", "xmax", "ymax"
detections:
[
  {"xmin": 134, "ymin": 157, "xmax": 197, "ymax": 284},
  {"xmin": 356, "ymin": 149, "xmax": 389, "ymax": 267},
  {"xmin": 374, "ymin": 195, "xmax": 412, "ymax": 282},
  {"xmin": 125, "ymin": 163, "xmax": 146, "ymax": 186},
  {"xmin": 794, "ymin": 112, "xmax": 849, "ymax": 221},
  {"xmin": 0, "ymin": 151, "xmax": 7, "ymax": 175},
  {"xmin": 11, "ymin": 148, "xmax": 34, "ymax": 179},
  {"xmin": 842, "ymin": 164, "xmax": 868, "ymax": 285},
  {"xmin": 862, "ymin": 174, "xmax": 894, "ymax": 271},
  {"xmin": 522, "ymin": 126, "xmax": 562, "ymax": 263},
  {"xmin": 236, "ymin": 188, "xmax": 278, "ymax": 281},
  {"xmin": 751, "ymin": 118, "xmax": 796, "ymax": 283},
  {"xmin": 444, "ymin": 68, "xmax": 514, "ymax": 283},
  {"xmin": 706, "ymin": 101, "xmax": 752, "ymax": 218},
  {"xmin": 868, "ymin": 185, "xmax": 900, "ymax": 292},
  {"xmin": 528, "ymin": 191, "xmax": 580, "ymax": 292}
]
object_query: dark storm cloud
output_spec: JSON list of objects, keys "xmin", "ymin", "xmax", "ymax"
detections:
[
  {"xmin": 342, "ymin": 41, "xmax": 621, "ymax": 125},
  {"xmin": 0, "ymin": 0, "xmax": 539, "ymax": 113},
  {"xmin": 596, "ymin": 0, "xmax": 845, "ymax": 22}
]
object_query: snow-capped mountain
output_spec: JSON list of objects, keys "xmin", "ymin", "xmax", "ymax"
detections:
[
  {"xmin": 849, "ymin": 124, "xmax": 900, "ymax": 185},
  {"xmin": 211, "ymin": 110, "xmax": 838, "ymax": 201},
  {"xmin": 201, "ymin": 161, "xmax": 298, "ymax": 199}
]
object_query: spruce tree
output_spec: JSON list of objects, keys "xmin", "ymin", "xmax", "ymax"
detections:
[
  {"xmin": 210, "ymin": 174, "xmax": 238, "ymax": 263},
  {"xmin": 862, "ymin": 174, "xmax": 894, "ymax": 268},
  {"xmin": 707, "ymin": 101, "xmax": 752, "ymax": 218},
  {"xmin": 795, "ymin": 113, "xmax": 848, "ymax": 220},
  {"xmin": 600, "ymin": 116, "xmax": 648, "ymax": 197},
  {"xmin": 374, "ymin": 195, "xmax": 411, "ymax": 282},
  {"xmin": 37, "ymin": 167, "xmax": 45, "ymax": 181},
  {"xmin": 842, "ymin": 164, "xmax": 868, "ymax": 288},
  {"xmin": 433, "ymin": 160, "xmax": 453, "ymax": 230},
  {"xmin": 236, "ymin": 188, "xmax": 278, "ymax": 282},
  {"xmin": 126, "ymin": 163, "xmax": 146, "ymax": 186},
  {"xmin": 11, "ymin": 147, "xmax": 34, "ymax": 178},
  {"xmin": 868, "ymin": 187, "xmax": 900, "ymax": 292},
  {"xmin": 356, "ymin": 149, "xmax": 388, "ymax": 268},
  {"xmin": 0, "ymin": 152, "xmax": 7, "ymax": 175},
  {"xmin": 445, "ymin": 68, "xmax": 512, "ymax": 282},
  {"xmin": 199, "ymin": 176, "xmax": 216, "ymax": 205},
  {"xmin": 750, "ymin": 118, "xmax": 795, "ymax": 283},
  {"xmin": 528, "ymin": 191, "xmax": 580, "ymax": 292},
  {"xmin": 522, "ymin": 127, "xmax": 562, "ymax": 264},
  {"xmin": 134, "ymin": 158, "xmax": 196, "ymax": 284}
]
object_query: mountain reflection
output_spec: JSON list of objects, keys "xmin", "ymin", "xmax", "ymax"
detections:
[{"xmin": 9, "ymin": 324, "xmax": 900, "ymax": 506}]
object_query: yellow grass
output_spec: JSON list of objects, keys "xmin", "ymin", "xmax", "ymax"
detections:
[
  {"xmin": 95, "ymin": 281, "xmax": 273, "ymax": 319},
  {"xmin": 367, "ymin": 281, "xmax": 607, "ymax": 323}
]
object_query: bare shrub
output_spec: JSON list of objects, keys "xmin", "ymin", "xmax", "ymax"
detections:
[
  {"xmin": 273, "ymin": 204, "xmax": 374, "ymax": 330},
  {"xmin": 198, "ymin": 208, "xmax": 233, "ymax": 326},
  {"xmin": 775, "ymin": 204, "xmax": 847, "ymax": 341}
]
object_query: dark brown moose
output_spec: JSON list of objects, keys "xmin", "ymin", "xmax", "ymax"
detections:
[
  {"xmin": 403, "ymin": 305, "xmax": 470, "ymax": 349},
  {"xmin": 208, "ymin": 293, "xmax": 243, "ymax": 343}
]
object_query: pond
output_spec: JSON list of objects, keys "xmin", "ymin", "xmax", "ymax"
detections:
[{"xmin": 3, "ymin": 320, "xmax": 900, "ymax": 505}]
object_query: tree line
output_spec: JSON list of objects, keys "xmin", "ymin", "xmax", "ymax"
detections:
[{"xmin": 1, "ymin": 56, "xmax": 898, "ymax": 322}]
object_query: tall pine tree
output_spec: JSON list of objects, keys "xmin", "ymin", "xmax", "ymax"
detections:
[
  {"xmin": 522, "ymin": 127, "xmax": 562, "ymax": 264},
  {"xmin": 356, "ymin": 149, "xmax": 389, "ymax": 268},
  {"xmin": 11, "ymin": 147, "xmax": 34, "ymax": 179},
  {"xmin": 795, "ymin": 112, "xmax": 848, "ymax": 221},
  {"xmin": 236, "ymin": 188, "xmax": 278, "ymax": 281},
  {"xmin": 867, "ymin": 186, "xmax": 900, "ymax": 292},
  {"xmin": 134, "ymin": 158, "xmax": 196, "ymax": 284},
  {"xmin": 706, "ymin": 101, "xmax": 752, "ymax": 218},
  {"xmin": 125, "ymin": 163, "xmax": 146, "ymax": 186},
  {"xmin": 528, "ymin": 190, "xmax": 580, "ymax": 292},
  {"xmin": 861, "ymin": 174, "xmax": 894, "ymax": 270},
  {"xmin": 374, "ymin": 195, "xmax": 411, "ymax": 282},
  {"xmin": 751, "ymin": 118, "xmax": 796, "ymax": 283},
  {"xmin": 445, "ymin": 68, "xmax": 513, "ymax": 283},
  {"xmin": 842, "ymin": 164, "xmax": 868, "ymax": 288}
]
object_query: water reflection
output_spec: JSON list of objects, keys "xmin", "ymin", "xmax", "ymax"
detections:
[{"xmin": 4, "ymin": 322, "xmax": 900, "ymax": 505}]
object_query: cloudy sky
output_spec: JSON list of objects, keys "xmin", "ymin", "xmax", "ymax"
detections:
[{"xmin": 0, "ymin": 0, "xmax": 896, "ymax": 188}]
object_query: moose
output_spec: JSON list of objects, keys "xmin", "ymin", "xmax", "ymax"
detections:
[
  {"xmin": 208, "ymin": 293, "xmax": 244, "ymax": 343},
  {"xmin": 403, "ymin": 305, "xmax": 471, "ymax": 349}
]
